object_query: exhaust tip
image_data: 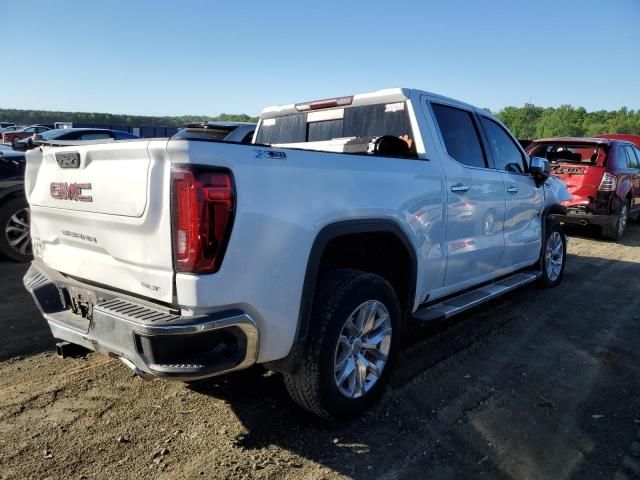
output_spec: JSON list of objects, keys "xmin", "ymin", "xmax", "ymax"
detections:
[{"xmin": 580, "ymin": 219, "xmax": 588, "ymax": 226}]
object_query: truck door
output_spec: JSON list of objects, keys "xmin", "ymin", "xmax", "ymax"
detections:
[
  {"xmin": 425, "ymin": 99, "xmax": 507, "ymax": 288},
  {"xmin": 477, "ymin": 114, "xmax": 544, "ymax": 269}
]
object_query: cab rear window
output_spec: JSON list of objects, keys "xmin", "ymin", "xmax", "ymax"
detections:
[
  {"xmin": 255, "ymin": 103, "xmax": 413, "ymax": 146},
  {"xmin": 529, "ymin": 143, "xmax": 605, "ymax": 165}
]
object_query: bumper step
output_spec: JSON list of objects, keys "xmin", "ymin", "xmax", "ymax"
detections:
[{"xmin": 413, "ymin": 272, "xmax": 539, "ymax": 323}]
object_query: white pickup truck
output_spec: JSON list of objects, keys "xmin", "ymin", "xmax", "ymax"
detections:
[{"xmin": 23, "ymin": 88, "xmax": 570, "ymax": 419}]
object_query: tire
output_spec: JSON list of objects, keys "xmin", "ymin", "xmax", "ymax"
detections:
[
  {"xmin": 283, "ymin": 269, "xmax": 401, "ymax": 420},
  {"xmin": 0, "ymin": 196, "xmax": 32, "ymax": 263},
  {"xmin": 537, "ymin": 217, "xmax": 566, "ymax": 288},
  {"xmin": 601, "ymin": 199, "xmax": 629, "ymax": 241}
]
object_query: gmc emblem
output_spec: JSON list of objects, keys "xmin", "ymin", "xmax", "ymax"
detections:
[{"xmin": 50, "ymin": 182, "xmax": 93, "ymax": 202}]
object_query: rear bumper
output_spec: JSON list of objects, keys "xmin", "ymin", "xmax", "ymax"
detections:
[
  {"xmin": 23, "ymin": 262, "xmax": 259, "ymax": 381},
  {"xmin": 554, "ymin": 211, "xmax": 617, "ymax": 228}
]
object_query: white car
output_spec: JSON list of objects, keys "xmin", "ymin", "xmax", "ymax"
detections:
[{"xmin": 23, "ymin": 88, "xmax": 570, "ymax": 419}]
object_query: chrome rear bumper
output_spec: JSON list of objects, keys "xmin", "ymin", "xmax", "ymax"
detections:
[{"xmin": 23, "ymin": 261, "xmax": 259, "ymax": 381}]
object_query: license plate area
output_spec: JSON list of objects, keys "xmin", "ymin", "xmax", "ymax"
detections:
[{"xmin": 62, "ymin": 285, "xmax": 98, "ymax": 322}]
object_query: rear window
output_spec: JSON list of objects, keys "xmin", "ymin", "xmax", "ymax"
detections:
[
  {"xmin": 529, "ymin": 143, "xmax": 604, "ymax": 165},
  {"xmin": 255, "ymin": 102, "xmax": 413, "ymax": 147},
  {"xmin": 173, "ymin": 127, "xmax": 234, "ymax": 142}
]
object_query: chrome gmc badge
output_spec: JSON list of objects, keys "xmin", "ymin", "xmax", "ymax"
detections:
[{"xmin": 50, "ymin": 182, "xmax": 93, "ymax": 202}]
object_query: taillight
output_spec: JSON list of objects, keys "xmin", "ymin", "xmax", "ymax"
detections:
[
  {"xmin": 171, "ymin": 165, "xmax": 235, "ymax": 273},
  {"xmin": 598, "ymin": 172, "xmax": 617, "ymax": 192}
]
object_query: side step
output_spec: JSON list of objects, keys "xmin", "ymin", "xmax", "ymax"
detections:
[{"xmin": 413, "ymin": 272, "xmax": 539, "ymax": 323}]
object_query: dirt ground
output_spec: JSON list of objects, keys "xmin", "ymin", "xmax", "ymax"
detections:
[{"xmin": 1, "ymin": 225, "xmax": 640, "ymax": 480}]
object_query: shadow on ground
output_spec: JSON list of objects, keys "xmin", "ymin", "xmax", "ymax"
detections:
[
  {"xmin": 0, "ymin": 260, "xmax": 53, "ymax": 361},
  {"xmin": 186, "ymin": 248, "xmax": 640, "ymax": 479}
]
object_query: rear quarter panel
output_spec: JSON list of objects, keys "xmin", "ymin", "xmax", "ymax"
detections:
[{"xmin": 167, "ymin": 139, "xmax": 447, "ymax": 362}]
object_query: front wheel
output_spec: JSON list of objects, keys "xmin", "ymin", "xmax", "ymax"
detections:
[
  {"xmin": 283, "ymin": 269, "xmax": 401, "ymax": 419},
  {"xmin": 537, "ymin": 218, "xmax": 566, "ymax": 288}
]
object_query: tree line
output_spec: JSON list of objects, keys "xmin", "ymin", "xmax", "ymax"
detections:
[
  {"xmin": 0, "ymin": 108, "xmax": 259, "ymax": 127},
  {"xmin": 1, "ymin": 104, "xmax": 639, "ymax": 139},
  {"xmin": 494, "ymin": 104, "xmax": 640, "ymax": 139}
]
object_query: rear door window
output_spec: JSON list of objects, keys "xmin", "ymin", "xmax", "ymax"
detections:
[
  {"xmin": 431, "ymin": 103, "xmax": 486, "ymax": 168},
  {"xmin": 625, "ymin": 146, "xmax": 639, "ymax": 168},
  {"xmin": 633, "ymin": 147, "xmax": 640, "ymax": 168},
  {"xmin": 479, "ymin": 116, "xmax": 526, "ymax": 173}
]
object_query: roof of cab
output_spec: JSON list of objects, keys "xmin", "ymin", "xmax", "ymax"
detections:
[{"xmin": 259, "ymin": 87, "xmax": 484, "ymax": 119}]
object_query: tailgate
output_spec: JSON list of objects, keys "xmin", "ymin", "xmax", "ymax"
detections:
[
  {"xmin": 24, "ymin": 140, "xmax": 175, "ymax": 303},
  {"xmin": 552, "ymin": 163, "xmax": 604, "ymax": 205}
]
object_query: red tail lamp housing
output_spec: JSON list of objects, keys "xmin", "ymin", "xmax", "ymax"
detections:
[{"xmin": 171, "ymin": 165, "xmax": 235, "ymax": 273}]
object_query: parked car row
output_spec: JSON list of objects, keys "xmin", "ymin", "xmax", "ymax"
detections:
[
  {"xmin": 1, "ymin": 124, "xmax": 52, "ymax": 145},
  {"xmin": 12, "ymin": 128, "xmax": 139, "ymax": 151}
]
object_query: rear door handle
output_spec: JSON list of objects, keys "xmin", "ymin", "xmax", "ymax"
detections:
[
  {"xmin": 506, "ymin": 186, "xmax": 519, "ymax": 194},
  {"xmin": 451, "ymin": 184, "xmax": 470, "ymax": 193}
]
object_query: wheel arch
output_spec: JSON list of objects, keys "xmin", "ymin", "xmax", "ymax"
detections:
[
  {"xmin": 265, "ymin": 218, "xmax": 418, "ymax": 374},
  {"xmin": 0, "ymin": 184, "xmax": 26, "ymax": 205}
]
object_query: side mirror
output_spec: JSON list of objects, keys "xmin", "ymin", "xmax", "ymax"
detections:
[{"xmin": 530, "ymin": 156, "xmax": 551, "ymax": 185}]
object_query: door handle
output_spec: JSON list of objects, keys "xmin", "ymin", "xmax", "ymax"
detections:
[
  {"xmin": 451, "ymin": 184, "xmax": 470, "ymax": 193},
  {"xmin": 506, "ymin": 186, "xmax": 519, "ymax": 194}
]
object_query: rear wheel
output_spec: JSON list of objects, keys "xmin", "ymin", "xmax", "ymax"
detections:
[
  {"xmin": 283, "ymin": 269, "xmax": 401, "ymax": 419},
  {"xmin": 601, "ymin": 199, "xmax": 629, "ymax": 241},
  {"xmin": 537, "ymin": 217, "xmax": 566, "ymax": 288},
  {"xmin": 0, "ymin": 197, "xmax": 32, "ymax": 263}
]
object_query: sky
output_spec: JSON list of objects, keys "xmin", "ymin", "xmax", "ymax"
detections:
[{"xmin": 1, "ymin": 0, "xmax": 639, "ymax": 117}]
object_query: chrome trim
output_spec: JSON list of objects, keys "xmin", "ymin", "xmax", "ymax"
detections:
[{"xmin": 24, "ymin": 262, "xmax": 260, "ymax": 381}]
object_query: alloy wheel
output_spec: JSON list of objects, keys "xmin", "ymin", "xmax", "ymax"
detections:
[
  {"xmin": 334, "ymin": 300, "xmax": 392, "ymax": 399},
  {"xmin": 545, "ymin": 231, "xmax": 563, "ymax": 282},
  {"xmin": 5, "ymin": 207, "xmax": 31, "ymax": 257}
]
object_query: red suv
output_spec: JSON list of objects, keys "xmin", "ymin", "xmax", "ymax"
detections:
[{"xmin": 526, "ymin": 136, "xmax": 640, "ymax": 240}]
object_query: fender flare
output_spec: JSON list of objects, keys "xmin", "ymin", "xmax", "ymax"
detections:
[{"xmin": 266, "ymin": 218, "xmax": 418, "ymax": 374}]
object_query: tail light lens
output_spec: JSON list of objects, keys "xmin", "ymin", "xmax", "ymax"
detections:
[
  {"xmin": 598, "ymin": 172, "xmax": 617, "ymax": 192},
  {"xmin": 171, "ymin": 165, "xmax": 235, "ymax": 273}
]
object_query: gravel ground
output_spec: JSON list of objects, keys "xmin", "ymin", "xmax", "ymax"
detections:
[{"xmin": 1, "ymin": 224, "xmax": 639, "ymax": 480}]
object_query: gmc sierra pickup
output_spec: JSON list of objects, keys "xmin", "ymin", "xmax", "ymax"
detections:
[{"xmin": 23, "ymin": 88, "xmax": 570, "ymax": 419}]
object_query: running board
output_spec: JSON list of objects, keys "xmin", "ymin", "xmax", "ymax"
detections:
[{"xmin": 413, "ymin": 272, "xmax": 540, "ymax": 323}]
